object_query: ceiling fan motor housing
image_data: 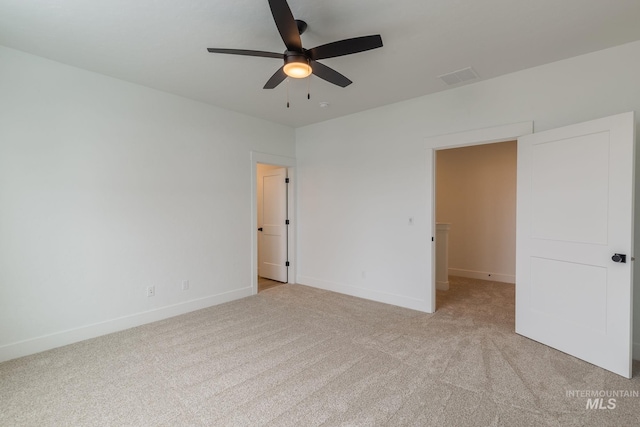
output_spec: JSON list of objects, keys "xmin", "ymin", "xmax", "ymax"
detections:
[{"xmin": 284, "ymin": 51, "xmax": 308, "ymax": 64}]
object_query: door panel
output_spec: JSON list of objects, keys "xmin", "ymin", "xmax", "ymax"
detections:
[
  {"xmin": 529, "ymin": 257, "xmax": 607, "ymax": 334},
  {"xmin": 516, "ymin": 112, "xmax": 635, "ymax": 378},
  {"xmin": 259, "ymin": 167, "xmax": 288, "ymax": 283},
  {"xmin": 530, "ymin": 131, "xmax": 609, "ymax": 244}
]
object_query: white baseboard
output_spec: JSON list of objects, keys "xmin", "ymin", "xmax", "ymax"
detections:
[
  {"xmin": 297, "ymin": 275, "xmax": 430, "ymax": 312},
  {"xmin": 0, "ymin": 287, "xmax": 252, "ymax": 363},
  {"xmin": 449, "ymin": 268, "xmax": 515, "ymax": 284}
]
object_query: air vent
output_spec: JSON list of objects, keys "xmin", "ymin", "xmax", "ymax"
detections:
[{"xmin": 438, "ymin": 67, "xmax": 479, "ymax": 86}]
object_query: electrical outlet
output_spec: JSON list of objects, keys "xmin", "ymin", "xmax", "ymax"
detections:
[
  {"xmin": 181, "ymin": 280, "xmax": 189, "ymax": 291},
  {"xmin": 146, "ymin": 286, "xmax": 155, "ymax": 297}
]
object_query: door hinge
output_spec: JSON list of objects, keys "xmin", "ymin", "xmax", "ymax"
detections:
[
  {"xmin": 432, "ymin": 237, "xmax": 434, "ymax": 242},
  {"xmin": 285, "ymin": 219, "xmax": 290, "ymax": 225},
  {"xmin": 285, "ymin": 178, "xmax": 290, "ymax": 184},
  {"xmin": 285, "ymin": 261, "xmax": 290, "ymax": 267}
]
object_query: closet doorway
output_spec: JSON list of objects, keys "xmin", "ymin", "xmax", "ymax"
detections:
[{"xmin": 435, "ymin": 140, "xmax": 517, "ymax": 299}]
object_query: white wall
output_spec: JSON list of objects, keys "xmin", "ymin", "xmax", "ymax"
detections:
[
  {"xmin": 436, "ymin": 141, "xmax": 517, "ymax": 283},
  {"xmin": 0, "ymin": 46, "xmax": 295, "ymax": 361},
  {"xmin": 295, "ymin": 40, "xmax": 640, "ymax": 354}
]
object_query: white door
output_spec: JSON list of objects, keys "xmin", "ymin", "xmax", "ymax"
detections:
[
  {"xmin": 259, "ymin": 167, "xmax": 288, "ymax": 282},
  {"xmin": 516, "ymin": 112, "xmax": 635, "ymax": 378}
]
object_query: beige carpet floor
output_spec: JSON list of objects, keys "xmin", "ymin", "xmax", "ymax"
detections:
[{"xmin": 1, "ymin": 277, "xmax": 639, "ymax": 426}]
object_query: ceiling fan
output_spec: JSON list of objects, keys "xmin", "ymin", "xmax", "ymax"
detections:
[{"xmin": 207, "ymin": 0, "xmax": 383, "ymax": 89}]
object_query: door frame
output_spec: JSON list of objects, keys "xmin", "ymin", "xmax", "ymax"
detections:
[
  {"xmin": 251, "ymin": 151, "xmax": 296, "ymax": 294},
  {"xmin": 425, "ymin": 121, "xmax": 533, "ymax": 312}
]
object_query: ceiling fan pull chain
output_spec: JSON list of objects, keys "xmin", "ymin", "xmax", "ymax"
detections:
[
  {"xmin": 307, "ymin": 60, "xmax": 311, "ymax": 100},
  {"xmin": 286, "ymin": 78, "xmax": 290, "ymax": 108}
]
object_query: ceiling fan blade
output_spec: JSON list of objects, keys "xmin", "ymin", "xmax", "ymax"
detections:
[
  {"xmin": 310, "ymin": 60, "xmax": 352, "ymax": 88},
  {"xmin": 207, "ymin": 48, "xmax": 283, "ymax": 59},
  {"xmin": 268, "ymin": 0, "xmax": 302, "ymax": 51},
  {"xmin": 307, "ymin": 35, "xmax": 383, "ymax": 60},
  {"xmin": 264, "ymin": 67, "xmax": 287, "ymax": 89}
]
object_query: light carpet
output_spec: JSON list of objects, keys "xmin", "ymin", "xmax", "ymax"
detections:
[{"xmin": 1, "ymin": 277, "xmax": 639, "ymax": 426}]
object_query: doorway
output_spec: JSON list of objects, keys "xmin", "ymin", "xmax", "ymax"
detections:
[
  {"xmin": 426, "ymin": 122, "xmax": 533, "ymax": 312},
  {"xmin": 257, "ymin": 164, "xmax": 288, "ymax": 289},
  {"xmin": 427, "ymin": 114, "xmax": 635, "ymax": 378},
  {"xmin": 250, "ymin": 152, "xmax": 296, "ymax": 295},
  {"xmin": 434, "ymin": 140, "xmax": 517, "ymax": 309}
]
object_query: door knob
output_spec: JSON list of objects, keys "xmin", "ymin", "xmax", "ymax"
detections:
[
  {"xmin": 258, "ymin": 227, "xmax": 263, "ymax": 232},
  {"xmin": 612, "ymin": 253, "xmax": 626, "ymax": 263}
]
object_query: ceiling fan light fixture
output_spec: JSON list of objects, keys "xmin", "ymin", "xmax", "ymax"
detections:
[{"xmin": 283, "ymin": 54, "xmax": 312, "ymax": 78}]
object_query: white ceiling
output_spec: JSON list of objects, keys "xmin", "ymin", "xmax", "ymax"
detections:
[{"xmin": 2, "ymin": 0, "xmax": 640, "ymax": 128}]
